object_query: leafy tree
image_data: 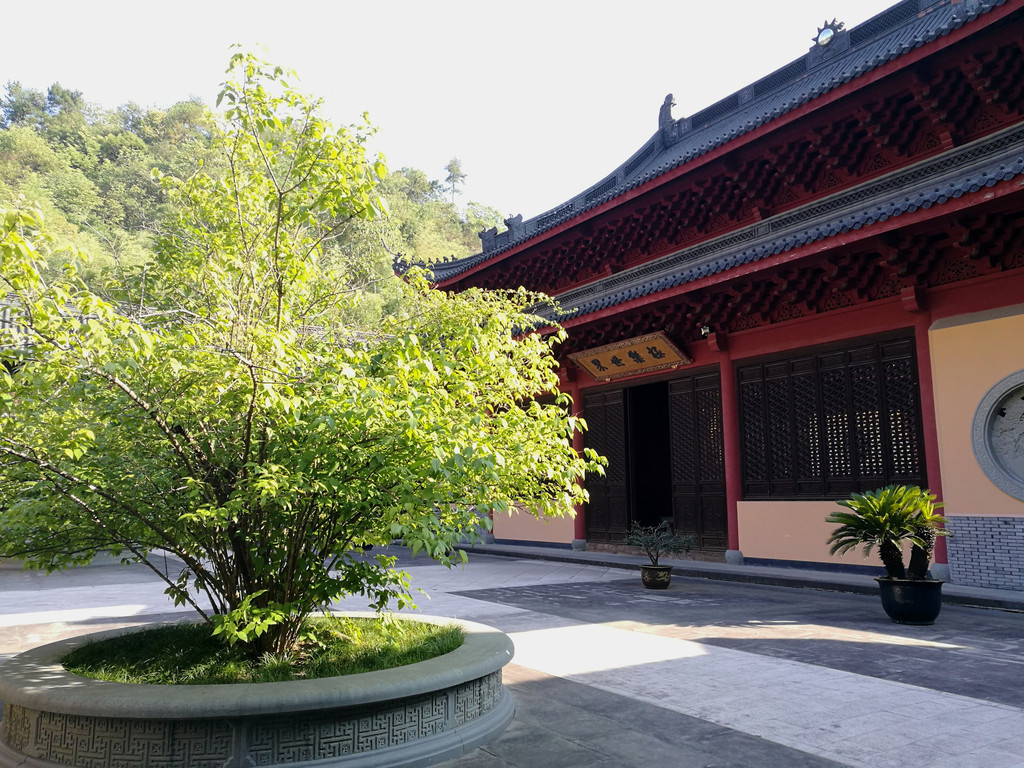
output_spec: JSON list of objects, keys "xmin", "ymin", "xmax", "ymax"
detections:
[
  {"xmin": 0, "ymin": 53, "xmax": 599, "ymax": 658},
  {"xmin": 1, "ymin": 82, "xmax": 48, "ymax": 129},
  {"xmin": 465, "ymin": 201, "xmax": 505, "ymax": 238},
  {"xmin": 444, "ymin": 157, "xmax": 466, "ymax": 204}
]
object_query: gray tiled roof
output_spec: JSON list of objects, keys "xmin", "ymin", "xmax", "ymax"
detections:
[
  {"xmin": 542, "ymin": 123, "xmax": 1024, "ymax": 322},
  {"xmin": 432, "ymin": 0, "xmax": 1007, "ymax": 284}
]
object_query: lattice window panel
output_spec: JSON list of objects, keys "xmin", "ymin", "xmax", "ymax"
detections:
[
  {"xmin": 851, "ymin": 363, "xmax": 884, "ymax": 479},
  {"xmin": 583, "ymin": 391, "xmax": 628, "ymax": 542},
  {"xmin": 669, "ymin": 385, "xmax": 698, "ymax": 482},
  {"xmin": 766, "ymin": 377, "xmax": 794, "ymax": 488},
  {"xmin": 793, "ymin": 373, "xmax": 822, "ymax": 493},
  {"xmin": 697, "ymin": 388, "xmax": 726, "ymax": 482},
  {"xmin": 883, "ymin": 356, "xmax": 923, "ymax": 477},
  {"xmin": 669, "ymin": 373, "xmax": 727, "ymax": 551},
  {"xmin": 738, "ymin": 335, "xmax": 924, "ymax": 498},
  {"xmin": 820, "ymin": 365, "xmax": 853, "ymax": 483},
  {"xmin": 605, "ymin": 401, "xmax": 627, "ymax": 485},
  {"xmin": 738, "ymin": 378, "xmax": 768, "ymax": 486}
]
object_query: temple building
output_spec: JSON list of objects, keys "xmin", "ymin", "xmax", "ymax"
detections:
[{"xmin": 433, "ymin": 0, "xmax": 1024, "ymax": 591}]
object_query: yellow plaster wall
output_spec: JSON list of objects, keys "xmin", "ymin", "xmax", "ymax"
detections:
[
  {"xmin": 490, "ymin": 508, "xmax": 575, "ymax": 544},
  {"xmin": 930, "ymin": 306, "xmax": 1024, "ymax": 519},
  {"xmin": 738, "ymin": 501, "xmax": 867, "ymax": 566}
]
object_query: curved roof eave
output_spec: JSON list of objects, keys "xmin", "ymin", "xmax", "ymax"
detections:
[
  {"xmin": 540, "ymin": 123, "xmax": 1024, "ymax": 323},
  {"xmin": 431, "ymin": 0, "xmax": 1008, "ymax": 285}
]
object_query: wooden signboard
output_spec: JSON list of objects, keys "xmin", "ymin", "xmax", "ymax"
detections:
[{"xmin": 569, "ymin": 331, "xmax": 692, "ymax": 381}]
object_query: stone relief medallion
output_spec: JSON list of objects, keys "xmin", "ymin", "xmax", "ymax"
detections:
[{"xmin": 973, "ymin": 369, "xmax": 1024, "ymax": 501}]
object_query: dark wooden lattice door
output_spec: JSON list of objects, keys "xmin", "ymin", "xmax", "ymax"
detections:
[
  {"xmin": 668, "ymin": 372, "xmax": 727, "ymax": 551},
  {"xmin": 583, "ymin": 389, "xmax": 629, "ymax": 543}
]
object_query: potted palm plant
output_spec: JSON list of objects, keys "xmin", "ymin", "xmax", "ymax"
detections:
[
  {"xmin": 625, "ymin": 521, "xmax": 695, "ymax": 589},
  {"xmin": 826, "ymin": 485, "xmax": 949, "ymax": 624}
]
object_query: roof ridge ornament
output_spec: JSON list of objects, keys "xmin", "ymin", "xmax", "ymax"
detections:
[
  {"xmin": 659, "ymin": 93, "xmax": 676, "ymax": 128},
  {"xmin": 814, "ymin": 18, "xmax": 845, "ymax": 47},
  {"xmin": 660, "ymin": 93, "xmax": 679, "ymax": 145}
]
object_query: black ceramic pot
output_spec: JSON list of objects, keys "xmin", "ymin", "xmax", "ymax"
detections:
[
  {"xmin": 640, "ymin": 565, "xmax": 673, "ymax": 589},
  {"xmin": 875, "ymin": 577, "xmax": 944, "ymax": 625}
]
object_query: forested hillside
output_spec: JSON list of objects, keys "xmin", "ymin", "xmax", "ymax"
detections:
[{"xmin": 0, "ymin": 81, "xmax": 503, "ymax": 325}]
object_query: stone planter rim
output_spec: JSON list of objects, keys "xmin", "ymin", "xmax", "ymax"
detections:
[{"xmin": 0, "ymin": 612, "xmax": 513, "ymax": 720}]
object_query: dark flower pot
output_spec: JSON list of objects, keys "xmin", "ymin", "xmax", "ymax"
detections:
[
  {"xmin": 640, "ymin": 565, "xmax": 673, "ymax": 589},
  {"xmin": 875, "ymin": 577, "xmax": 943, "ymax": 625}
]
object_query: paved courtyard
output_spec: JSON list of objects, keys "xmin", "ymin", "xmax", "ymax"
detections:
[{"xmin": 2, "ymin": 549, "xmax": 1023, "ymax": 767}]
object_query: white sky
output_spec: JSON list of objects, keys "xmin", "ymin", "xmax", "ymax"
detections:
[{"xmin": 5, "ymin": 0, "xmax": 897, "ymax": 220}]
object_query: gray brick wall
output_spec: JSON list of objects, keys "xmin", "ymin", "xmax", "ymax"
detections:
[{"xmin": 946, "ymin": 516, "xmax": 1024, "ymax": 591}]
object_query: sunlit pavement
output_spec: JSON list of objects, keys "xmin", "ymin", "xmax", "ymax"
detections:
[{"xmin": 2, "ymin": 550, "xmax": 1023, "ymax": 768}]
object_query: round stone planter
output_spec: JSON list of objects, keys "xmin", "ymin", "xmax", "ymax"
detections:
[{"xmin": 0, "ymin": 613, "xmax": 514, "ymax": 768}]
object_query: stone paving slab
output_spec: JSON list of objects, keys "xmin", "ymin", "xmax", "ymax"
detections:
[
  {"xmin": 446, "ymin": 665, "xmax": 849, "ymax": 768},
  {"xmin": 2, "ymin": 550, "xmax": 1023, "ymax": 767},
  {"xmin": 452, "ymin": 576, "xmax": 1024, "ymax": 707},
  {"xmin": 458, "ymin": 543, "xmax": 1024, "ymax": 611}
]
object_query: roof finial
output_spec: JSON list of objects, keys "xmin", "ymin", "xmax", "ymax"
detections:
[
  {"xmin": 813, "ymin": 19, "xmax": 844, "ymax": 47},
  {"xmin": 659, "ymin": 93, "xmax": 676, "ymax": 130}
]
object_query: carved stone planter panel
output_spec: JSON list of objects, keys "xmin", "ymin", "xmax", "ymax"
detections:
[{"xmin": 0, "ymin": 614, "xmax": 514, "ymax": 768}]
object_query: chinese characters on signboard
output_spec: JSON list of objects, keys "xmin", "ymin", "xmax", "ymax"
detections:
[{"xmin": 569, "ymin": 332, "xmax": 692, "ymax": 381}]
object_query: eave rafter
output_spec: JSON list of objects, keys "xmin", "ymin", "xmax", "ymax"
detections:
[{"xmin": 555, "ymin": 203, "xmax": 1024, "ymax": 361}]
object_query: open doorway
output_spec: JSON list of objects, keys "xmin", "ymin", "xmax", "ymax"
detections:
[{"xmin": 627, "ymin": 381, "xmax": 672, "ymax": 528}]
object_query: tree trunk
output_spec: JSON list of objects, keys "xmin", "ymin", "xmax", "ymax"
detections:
[
  {"xmin": 879, "ymin": 541, "xmax": 906, "ymax": 578},
  {"xmin": 907, "ymin": 546, "xmax": 929, "ymax": 580}
]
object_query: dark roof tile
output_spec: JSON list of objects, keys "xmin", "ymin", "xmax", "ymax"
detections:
[
  {"xmin": 545, "ymin": 145, "xmax": 1024, "ymax": 321},
  {"xmin": 433, "ymin": 0, "xmax": 1009, "ymax": 285}
]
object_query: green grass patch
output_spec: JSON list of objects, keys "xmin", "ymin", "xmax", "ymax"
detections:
[{"xmin": 62, "ymin": 616, "xmax": 464, "ymax": 685}]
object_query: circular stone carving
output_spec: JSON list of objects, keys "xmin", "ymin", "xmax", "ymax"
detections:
[
  {"xmin": 972, "ymin": 369, "xmax": 1024, "ymax": 501},
  {"xmin": 0, "ymin": 614, "xmax": 515, "ymax": 768}
]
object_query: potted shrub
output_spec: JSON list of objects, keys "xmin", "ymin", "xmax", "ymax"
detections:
[
  {"xmin": 826, "ymin": 485, "xmax": 949, "ymax": 624},
  {"xmin": 625, "ymin": 521, "xmax": 695, "ymax": 589}
]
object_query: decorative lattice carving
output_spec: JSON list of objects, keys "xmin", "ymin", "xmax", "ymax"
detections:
[
  {"xmin": 697, "ymin": 387, "xmax": 725, "ymax": 481},
  {"xmin": 820, "ymin": 367, "xmax": 853, "ymax": 480},
  {"xmin": 2, "ymin": 671, "xmax": 506, "ymax": 768},
  {"xmin": 670, "ymin": 381, "xmax": 697, "ymax": 482},
  {"xmin": 933, "ymin": 255, "xmax": 981, "ymax": 285},
  {"xmin": 2, "ymin": 703, "xmax": 31, "ymax": 753},
  {"xmin": 455, "ymin": 670, "xmax": 504, "ymax": 724},
  {"xmin": 6, "ymin": 706, "xmax": 232, "ymax": 768},
  {"xmin": 606, "ymin": 397, "xmax": 627, "ymax": 486},
  {"xmin": 884, "ymin": 356, "xmax": 922, "ymax": 477},
  {"xmin": 739, "ymin": 336, "xmax": 924, "ymax": 498},
  {"xmin": 766, "ymin": 378, "xmax": 793, "ymax": 482},
  {"xmin": 739, "ymin": 379, "xmax": 767, "ymax": 483},
  {"xmin": 583, "ymin": 391, "xmax": 627, "ymax": 541},
  {"xmin": 669, "ymin": 374, "xmax": 726, "ymax": 550},
  {"xmin": 246, "ymin": 675, "xmax": 500, "ymax": 763},
  {"xmin": 822, "ymin": 290, "xmax": 856, "ymax": 311},
  {"xmin": 793, "ymin": 374, "xmax": 821, "ymax": 481},
  {"xmin": 850, "ymin": 363, "xmax": 884, "ymax": 477}
]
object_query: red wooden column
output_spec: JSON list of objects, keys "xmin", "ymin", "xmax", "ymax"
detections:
[
  {"xmin": 711, "ymin": 334, "xmax": 744, "ymax": 561},
  {"xmin": 908, "ymin": 291, "xmax": 948, "ymax": 568}
]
